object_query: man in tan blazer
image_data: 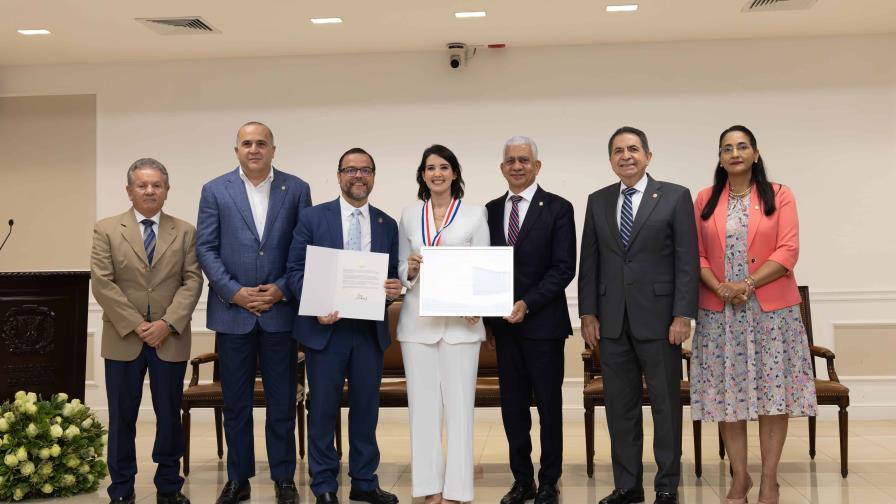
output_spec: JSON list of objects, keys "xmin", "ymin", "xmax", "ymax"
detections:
[{"xmin": 91, "ymin": 158, "xmax": 202, "ymax": 504}]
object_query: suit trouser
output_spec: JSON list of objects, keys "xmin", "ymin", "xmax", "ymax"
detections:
[
  {"xmin": 305, "ymin": 319, "xmax": 383, "ymax": 496},
  {"xmin": 600, "ymin": 311, "xmax": 682, "ymax": 493},
  {"xmin": 105, "ymin": 343, "xmax": 186, "ymax": 499},
  {"xmin": 401, "ymin": 340, "xmax": 481, "ymax": 501},
  {"xmin": 218, "ymin": 324, "xmax": 297, "ymax": 482},
  {"xmin": 495, "ymin": 334, "xmax": 566, "ymax": 487}
]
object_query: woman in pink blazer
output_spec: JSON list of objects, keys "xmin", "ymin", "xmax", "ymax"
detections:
[{"xmin": 691, "ymin": 125, "xmax": 816, "ymax": 504}]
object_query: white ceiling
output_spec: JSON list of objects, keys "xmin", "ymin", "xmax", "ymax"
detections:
[{"xmin": 3, "ymin": 0, "xmax": 895, "ymax": 66}]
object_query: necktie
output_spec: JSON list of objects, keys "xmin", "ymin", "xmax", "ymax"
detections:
[
  {"xmin": 347, "ymin": 209, "xmax": 362, "ymax": 251},
  {"xmin": 507, "ymin": 195, "xmax": 523, "ymax": 246},
  {"xmin": 141, "ymin": 219, "xmax": 156, "ymax": 265},
  {"xmin": 620, "ymin": 187, "xmax": 637, "ymax": 248}
]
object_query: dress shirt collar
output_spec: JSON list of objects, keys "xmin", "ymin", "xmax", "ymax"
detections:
[
  {"xmin": 506, "ymin": 182, "xmax": 539, "ymax": 203},
  {"xmin": 619, "ymin": 174, "xmax": 648, "ymax": 195},
  {"xmin": 339, "ymin": 196, "xmax": 370, "ymax": 219},
  {"xmin": 238, "ymin": 167, "xmax": 274, "ymax": 187},
  {"xmin": 133, "ymin": 209, "xmax": 160, "ymax": 225}
]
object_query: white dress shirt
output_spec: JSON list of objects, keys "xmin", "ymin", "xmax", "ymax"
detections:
[
  {"xmin": 502, "ymin": 182, "xmax": 539, "ymax": 241},
  {"xmin": 615, "ymin": 173, "xmax": 648, "ymax": 228},
  {"xmin": 133, "ymin": 209, "xmax": 159, "ymax": 240},
  {"xmin": 239, "ymin": 168, "xmax": 274, "ymax": 240},
  {"xmin": 339, "ymin": 196, "xmax": 372, "ymax": 252}
]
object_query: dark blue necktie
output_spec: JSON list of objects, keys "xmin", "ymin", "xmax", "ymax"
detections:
[
  {"xmin": 620, "ymin": 187, "xmax": 637, "ymax": 248},
  {"xmin": 141, "ymin": 219, "xmax": 156, "ymax": 265}
]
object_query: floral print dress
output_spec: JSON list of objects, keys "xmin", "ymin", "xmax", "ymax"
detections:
[{"xmin": 691, "ymin": 193, "xmax": 817, "ymax": 422}]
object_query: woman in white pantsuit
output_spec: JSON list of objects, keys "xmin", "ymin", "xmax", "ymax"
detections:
[{"xmin": 398, "ymin": 144, "xmax": 490, "ymax": 504}]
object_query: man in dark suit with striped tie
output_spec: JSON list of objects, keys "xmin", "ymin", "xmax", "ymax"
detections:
[
  {"xmin": 485, "ymin": 136, "xmax": 576, "ymax": 504},
  {"xmin": 578, "ymin": 127, "xmax": 699, "ymax": 504}
]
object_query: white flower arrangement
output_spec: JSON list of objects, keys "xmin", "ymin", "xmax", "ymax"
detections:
[{"xmin": 0, "ymin": 392, "xmax": 107, "ymax": 501}]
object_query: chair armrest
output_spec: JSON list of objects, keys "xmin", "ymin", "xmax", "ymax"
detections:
[
  {"xmin": 187, "ymin": 352, "xmax": 219, "ymax": 387},
  {"xmin": 582, "ymin": 348, "xmax": 598, "ymax": 383},
  {"xmin": 810, "ymin": 344, "xmax": 841, "ymax": 383}
]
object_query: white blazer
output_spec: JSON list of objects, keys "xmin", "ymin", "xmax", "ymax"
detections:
[{"xmin": 397, "ymin": 200, "xmax": 490, "ymax": 344}]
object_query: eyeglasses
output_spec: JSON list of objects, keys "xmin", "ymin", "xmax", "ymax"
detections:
[
  {"xmin": 339, "ymin": 166, "xmax": 375, "ymax": 177},
  {"xmin": 719, "ymin": 143, "xmax": 752, "ymax": 155}
]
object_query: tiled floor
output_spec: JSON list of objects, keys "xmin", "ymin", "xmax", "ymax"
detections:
[{"xmin": 39, "ymin": 410, "xmax": 896, "ymax": 503}]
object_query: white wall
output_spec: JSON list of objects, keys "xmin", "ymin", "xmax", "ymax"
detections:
[{"xmin": 2, "ymin": 33, "xmax": 894, "ymax": 417}]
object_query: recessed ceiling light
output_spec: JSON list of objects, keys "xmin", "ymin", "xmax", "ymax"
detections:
[
  {"xmin": 310, "ymin": 17, "xmax": 343, "ymax": 24},
  {"xmin": 455, "ymin": 11, "xmax": 486, "ymax": 18},
  {"xmin": 606, "ymin": 4, "xmax": 639, "ymax": 12},
  {"xmin": 17, "ymin": 29, "xmax": 51, "ymax": 35}
]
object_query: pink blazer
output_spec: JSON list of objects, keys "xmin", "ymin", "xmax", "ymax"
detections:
[{"xmin": 694, "ymin": 183, "xmax": 801, "ymax": 312}]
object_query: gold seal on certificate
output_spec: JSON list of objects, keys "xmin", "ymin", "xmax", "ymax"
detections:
[{"xmin": 419, "ymin": 246, "xmax": 514, "ymax": 317}]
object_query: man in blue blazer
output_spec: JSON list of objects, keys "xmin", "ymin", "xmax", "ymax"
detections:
[
  {"xmin": 196, "ymin": 122, "xmax": 311, "ymax": 504},
  {"xmin": 286, "ymin": 148, "xmax": 401, "ymax": 504},
  {"xmin": 485, "ymin": 136, "xmax": 576, "ymax": 504}
]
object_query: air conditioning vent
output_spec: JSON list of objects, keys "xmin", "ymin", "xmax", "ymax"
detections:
[
  {"xmin": 742, "ymin": 0, "xmax": 817, "ymax": 12},
  {"xmin": 136, "ymin": 16, "xmax": 220, "ymax": 35}
]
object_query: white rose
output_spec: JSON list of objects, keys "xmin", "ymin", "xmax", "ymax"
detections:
[
  {"xmin": 41, "ymin": 483, "xmax": 54, "ymax": 494},
  {"xmin": 61, "ymin": 403, "xmax": 75, "ymax": 417},
  {"xmin": 3, "ymin": 453, "xmax": 18, "ymax": 467},
  {"xmin": 64, "ymin": 425, "xmax": 81, "ymax": 440},
  {"xmin": 3, "ymin": 412, "xmax": 14, "ymax": 421},
  {"xmin": 26, "ymin": 423, "xmax": 39, "ymax": 437},
  {"xmin": 25, "ymin": 392, "xmax": 37, "ymax": 403},
  {"xmin": 15, "ymin": 446, "xmax": 27, "ymax": 461},
  {"xmin": 14, "ymin": 391, "xmax": 26, "ymax": 401},
  {"xmin": 49, "ymin": 444, "xmax": 61, "ymax": 457},
  {"xmin": 81, "ymin": 418, "xmax": 94, "ymax": 429},
  {"xmin": 12, "ymin": 486, "xmax": 25, "ymax": 500},
  {"xmin": 38, "ymin": 448, "xmax": 51, "ymax": 460},
  {"xmin": 19, "ymin": 460, "xmax": 35, "ymax": 476},
  {"xmin": 56, "ymin": 392, "xmax": 68, "ymax": 402},
  {"xmin": 0, "ymin": 418, "xmax": 8, "ymax": 432},
  {"xmin": 49, "ymin": 424, "xmax": 64, "ymax": 438},
  {"xmin": 60, "ymin": 473, "xmax": 76, "ymax": 487},
  {"xmin": 78, "ymin": 463, "xmax": 90, "ymax": 474},
  {"xmin": 24, "ymin": 403, "xmax": 38, "ymax": 415}
]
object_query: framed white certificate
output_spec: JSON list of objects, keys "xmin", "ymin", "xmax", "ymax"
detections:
[
  {"xmin": 298, "ymin": 245, "xmax": 388, "ymax": 321},
  {"xmin": 419, "ymin": 246, "xmax": 514, "ymax": 317}
]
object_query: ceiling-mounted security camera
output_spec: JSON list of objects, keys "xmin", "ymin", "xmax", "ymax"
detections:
[{"xmin": 447, "ymin": 42, "xmax": 476, "ymax": 69}]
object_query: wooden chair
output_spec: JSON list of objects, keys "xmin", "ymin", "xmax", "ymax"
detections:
[
  {"xmin": 716, "ymin": 286, "xmax": 851, "ymax": 477},
  {"xmin": 333, "ymin": 299, "xmax": 507, "ymax": 458},
  {"xmin": 581, "ymin": 345, "xmax": 701, "ymax": 478},
  {"xmin": 180, "ymin": 335, "xmax": 306, "ymax": 476}
]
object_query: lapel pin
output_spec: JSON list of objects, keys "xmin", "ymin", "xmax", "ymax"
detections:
[
  {"xmin": 378, "ymin": 217, "xmax": 383, "ymax": 223},
  {"xmin": 281, "ymin": 185, "xmax": 286, "ymax": 191},
  {"xmin": 538, "ymin": 201, "xmax": 544, "ymax": 207},
  {"xmin": 652, "ymin": 193, "xmax": 658, "ymax": 198}
]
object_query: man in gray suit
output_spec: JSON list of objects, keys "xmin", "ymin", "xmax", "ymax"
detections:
[{"xmin": 578, "ymin": 127, "xmax": 698, "ymax": 504}]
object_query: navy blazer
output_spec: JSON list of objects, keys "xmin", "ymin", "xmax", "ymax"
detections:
[
  {"xmin": 196, "ymin": 167, "xmax": 312, "ymax": 334},
  {"xmin": 485, "ymin": 186, "xmax": 576, "ymax": 340},
  {"xmin": 286, "ymin": 198, "xmax": 399, "ymax": 351}
]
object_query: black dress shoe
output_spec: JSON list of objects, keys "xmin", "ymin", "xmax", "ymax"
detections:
[
  {"xmin": 599, "ymin": 488, "xmax": 646, "ymax": 504},
  {"xmin": 275, "ymin": 480, "xmax": 299, "ymax": 504},
  {"xmin": 534, "ymin": 483, "xmax": 560, "ymax": 504},
  {"xmin": 315, "ymin": 492, "xmax": 339, "ymax": 504},
  {"xmin": 653, "ymin": 492, "xmax": 677, "ymax": 504},
  {"xmin": 216, "ymin": 480, "xmax": 251, "ymax": 504},
  {"xmin": 157, "ymin": 491, "xmax": 190, "ymax": 504},
  {"xmin": 348, "ymin": 487, "xmax": 399, "ymax": 504},
  {"xmin": 110, "ymin": 494, "xmax": 136, "ymax": 504},
  {"xmin": 501, "ymin": 480, "xmax": 537, "ymax": 504}
]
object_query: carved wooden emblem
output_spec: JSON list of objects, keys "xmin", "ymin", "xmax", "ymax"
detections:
[{"xmin": 1, "ymin": 305, "xmax": 55, "ymax": 354}]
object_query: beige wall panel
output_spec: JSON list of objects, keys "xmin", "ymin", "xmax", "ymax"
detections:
[
  {"xmin": 0, "ymin": 95, "xmax": 96, "ymax": 271},
  {"xmin": 833, "ymin": 324, "xmax": 896, "ymax": 376}
]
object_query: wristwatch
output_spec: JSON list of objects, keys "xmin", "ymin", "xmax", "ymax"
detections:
[{"xmin": 162, "ymin": 319, "xmax": 179, "ymax": 335}]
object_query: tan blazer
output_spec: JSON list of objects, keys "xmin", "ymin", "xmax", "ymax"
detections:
[{"xmin": 91, "ymin": 209, "xmax": 203, "ymax": 362}]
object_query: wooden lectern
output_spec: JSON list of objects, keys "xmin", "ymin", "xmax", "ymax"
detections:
[{"xmin": 0, "ymin": 271, "xmax": 90, "ymax": 403}]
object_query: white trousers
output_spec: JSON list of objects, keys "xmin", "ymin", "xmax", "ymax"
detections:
[{"xmin": 401, "ymin": 339, "xmax": 480, "ymax": 501}]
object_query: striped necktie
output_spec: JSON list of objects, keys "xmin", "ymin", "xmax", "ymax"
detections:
[
  {"xmin": 141, "ymin": 219, "xmax": 156, "ymax": 265},
  {"xmin": 507, "ymin": 195, "xmax": 523, "ymax": 246},
  {"xmin": 620, "ymin": 187, "xmax": 637, "ymax": 248}
]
